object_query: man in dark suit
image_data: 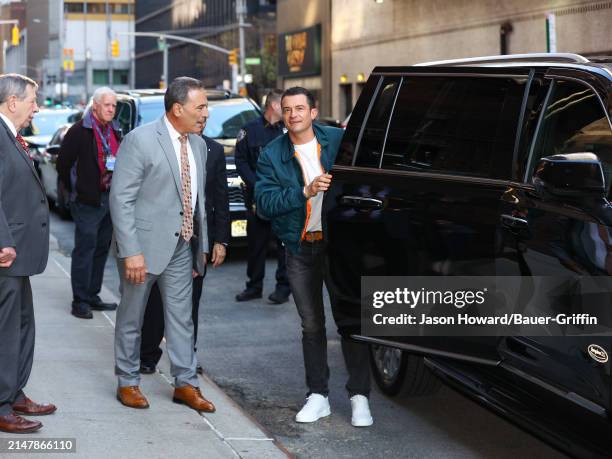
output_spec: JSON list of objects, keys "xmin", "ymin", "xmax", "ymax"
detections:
[
  {"xmin": 0, "ymin": 74, "xmax": 56, "ymax": 433},
  {"xmin": 139, "ymin": 132, "xmax": 230, "ymax": 374}
]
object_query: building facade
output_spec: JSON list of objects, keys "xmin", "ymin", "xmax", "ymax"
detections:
[
  {"xmin": 135, "ymin": 0, "xmax": 277, "ymax": 99},
  {"xmin": 276, "ymin": 0, "xmax": 331, "ymax": 116},
  {"xmin": 330, "ymin": 0, "xmax": 612, "ymax": 119}
]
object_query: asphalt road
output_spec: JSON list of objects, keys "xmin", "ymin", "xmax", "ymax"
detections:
[{"xmin": 49, "ymin": 211, "xmax": 567, "ymax": 459}]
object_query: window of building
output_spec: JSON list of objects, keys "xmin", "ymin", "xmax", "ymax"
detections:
[
  {"xmin": 353, "ymin": 77, "xmax": 400, "ymax": 168},
  {"xmin": 529, "ymin": 79, "xmax": 612, "ymax": 192},
  {"xmin": 113, "ymin": 70, "xmax": 129, "ymax": 86},
  {"xmin": 93, "ymin": 70, "xmax": 109, "ymax": 85},
  {"xmin": 64, "ymin": 3, "xmax": 84, "ymax": 13},
  {"xmin": 87, "ymin": 3, "xmax": 107, "ymax": 14},
  {"xmin": 381, "ymin": 76, "xmax": 526, "ymax": 179},
  {"xmin": 110, "ymin": 3, "xmax": 132, "ymax": 14}
]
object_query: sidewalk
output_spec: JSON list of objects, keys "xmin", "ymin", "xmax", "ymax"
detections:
[{"xmin": 1, "ymin": 237, "xmax": 289, "ymax": 459}]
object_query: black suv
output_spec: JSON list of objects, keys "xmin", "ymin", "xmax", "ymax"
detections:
[
  {"xmin": 325, "ymin": 53, "xmax": 612, "ymax": 458},
  {"xmin": 113, "ymin": 89, "xmax": 259, "ymax": 244}
]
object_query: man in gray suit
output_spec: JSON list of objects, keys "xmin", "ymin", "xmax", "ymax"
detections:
[
  {"xmin": 0, "ymin": 74, "xmax": 56, "ymax": 433},
  {"xmin": 110, "ymin": 77, "xmax": 214, "ymax": 412}
]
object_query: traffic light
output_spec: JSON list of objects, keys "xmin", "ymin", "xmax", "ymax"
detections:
[
  {"xmin": 11, "ymin": 25, "xmax": 19, "ymax": 46},
  {"xmin": 228, "ymin": 48, "xmax": 238, "ymax": 65},
  {"xmin": 111, "ymin": 40, "xmax": 119, "ymax": 58}
]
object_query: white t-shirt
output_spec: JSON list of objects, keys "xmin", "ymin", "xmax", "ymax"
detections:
[{"xmin": 294, "ymin": 137, "xmax": 323, "ymax": 232}]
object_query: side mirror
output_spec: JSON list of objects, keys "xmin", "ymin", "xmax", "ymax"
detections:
[{"xmin": 532, "ymin": 152, "xmax": 606, "ymax": 199}]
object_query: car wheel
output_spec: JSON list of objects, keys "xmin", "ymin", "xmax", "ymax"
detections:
[
  {"xmin": 56, "ymin": 179, "xmax": 71, "ymax": 220},
  {"xmin": 369, "ymin": 345, "xmax": 441, "ymax": 397}
]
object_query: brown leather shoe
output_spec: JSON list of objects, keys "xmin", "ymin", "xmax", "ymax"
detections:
[
  {"xmin": 0, "ymin": 412, "xmax": 42, "ymax": 433},
  {"xmin": 173, "ymin": 385, "xmax": 215, "ymax": 413},
  {"xmin": 116, "ymin": 386, "xmax": 149, "ymax": 409},
  {"xmin": 13, "ymin": 396, "xmax": 57, "ymax": 416}
]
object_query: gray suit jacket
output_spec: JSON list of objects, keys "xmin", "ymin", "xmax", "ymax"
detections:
[
  {"xmin": 0, "ymin": 118, "xmax": 49, "ymax": 277},
  {"xmin": 109, "ymin": 117, "xmax": 208, "ymax": 276}
]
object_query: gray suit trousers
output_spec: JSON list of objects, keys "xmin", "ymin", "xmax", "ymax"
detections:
[
  {"xmin": 0, "ymin": 277, "xmax": 35, "ymax": 415},
  {"xmin": 114, "ymin": 239, "xmax": 198, "ymax": 388}
]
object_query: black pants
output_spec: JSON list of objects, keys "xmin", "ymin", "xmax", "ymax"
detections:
[
  {"xmin": 246, "ymin": 210, "xmax": 289, "ymax": 294},
  {"xmin": 0, "ymin": 277, "xmax": 35, "ymax": 415},
  {"xmin": 70, "ymin": 193, "xmax": 113, "ymax": 303},
  {"xmin": 140, "ymin": 274, "xmax": 204, "ymax": 366},
  {"xmin": 286, "ymin": 241, "xmax": 371, "ymax": 397}
]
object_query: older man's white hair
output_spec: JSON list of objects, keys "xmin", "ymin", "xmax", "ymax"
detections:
[{"xmin": 92, "ymin": 86, "xmax": 116, "ymax": 102}]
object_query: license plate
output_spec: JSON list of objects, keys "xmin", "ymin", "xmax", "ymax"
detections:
[{"xmin": 231, "ymin": 219, "xmax": 247, "ymax": 237}]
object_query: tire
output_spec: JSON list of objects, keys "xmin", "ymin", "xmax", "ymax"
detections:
[
  {"xmin": 369, "ymin": 344, "xmax": 441, "ymax": 397},
  {"xmin": 56, "ymin": 178, "xmax": 71, "ymax": 220}
]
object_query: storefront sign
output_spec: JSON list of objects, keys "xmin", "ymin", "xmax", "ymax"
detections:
[{"xmin": 278, "ymin": 24, "xmax": 321, "ymax": 77}]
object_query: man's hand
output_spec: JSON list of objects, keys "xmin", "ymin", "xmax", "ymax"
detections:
[
  {"xmin": 124, "ymin": 254, "xmax": 147, "ymax": 284},
  {"xmin": 305, "ymin": 173, "xmax": 332, "ymax": 198},
  {"xmin": 210, "ymin": 243, "xmax": 227, "ymax": 268},
  {"xmin": 0, "ymin": 247, "xmax": 16, "ymax": 268}
]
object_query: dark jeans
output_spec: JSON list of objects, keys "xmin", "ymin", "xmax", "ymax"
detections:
[
  {"xmin": 70, "ymin": 192, "xmax": 113, "ymax": 304},
  {"xmin": 246, "ymin": 210, "xmax": 289, "ymax": 294},
  {"xmin": 286, "ymin": 240, "xmax": 371, "ymax": 398},
  {"xmin": 140, "ymin": 274, "xmax": 204, "ymax": 366}
]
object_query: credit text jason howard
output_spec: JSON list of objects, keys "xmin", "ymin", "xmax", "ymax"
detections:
[{"xmin": 371, "ymin": 313, "xmax": 598, "ymax": 326}]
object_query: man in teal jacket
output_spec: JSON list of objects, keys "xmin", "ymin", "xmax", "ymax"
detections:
[{"xmin": 255, "ymin": 87, "xmax": 373, "ymax": 427}]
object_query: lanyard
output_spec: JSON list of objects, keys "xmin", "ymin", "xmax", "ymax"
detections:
[{"xmin": 91, "ymin": 112, "xmax": 113, "ymax": 157}]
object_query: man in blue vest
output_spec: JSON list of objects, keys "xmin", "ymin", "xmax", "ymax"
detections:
[{"xmin": 255, "ymin": 87, "xmax": 373, "ymax": 427}]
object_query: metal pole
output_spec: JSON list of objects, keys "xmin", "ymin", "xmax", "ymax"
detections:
[
  {"xmin": 107, "ymin": 0, "xmax": 113, "ymax": 86},
  {"xmin": 162, "ymin": 36, "xmax": 168, "ymax": 88},
  {"xmin": 231, "ymin": 63, "xmax": 238, "ymax": 93},
  {"xmin": 237, "ymin": 0, "xmax": 246, "ymax": 89}
]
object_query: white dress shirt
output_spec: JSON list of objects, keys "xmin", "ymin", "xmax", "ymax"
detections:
[
  {"xmin": 0, "ymin": 112, "xmax": 17, "ymax": 137},
  {"xmin": 163, "ymin": 115, "xmax": 197, "ymax": 213}
]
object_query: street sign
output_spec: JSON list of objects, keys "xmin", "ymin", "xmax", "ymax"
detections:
[
  {"xmin": 245, "ymin": 57, "xmax": 261, "ymax": 65},
  {"xmin": 157, "ymin": 38, "xmax": 166, "ymax": 51}
]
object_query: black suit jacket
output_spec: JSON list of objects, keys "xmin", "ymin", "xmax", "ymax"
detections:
[
  {"xmin": 202, "ymin": 135, "xmax": 230, "ymax": 248},
  {"xmin": 0, "ymin": 118, "xmax": 49, "ymax": 277}
]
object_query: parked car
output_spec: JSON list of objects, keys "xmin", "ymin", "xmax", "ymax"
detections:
[
  {"xmin": 39, "ymin": 89, "xmax": 259, "ymax": 240},
  {"xmin": 22, "ymin": 108, "xmax": 80, "ymax": 154},
  {"xmin": 36, "ymin": 123, "xmax": 73, "ymax": 218},
  {"xmin": 324, "ymin": 53, "xmax": 612, "ymax": 458},
  {"xmin": 112, "ymin": 88, "xmax": 259, "ymax": 244}
]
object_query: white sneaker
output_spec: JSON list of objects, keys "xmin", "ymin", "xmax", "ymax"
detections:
[
  {"xmin": 295, "ymin": 394, "xmax": 331, "ymax": 423},
  {"xmin": 350, "ymin": 395, "xmax": 373, "ymax": 427}
]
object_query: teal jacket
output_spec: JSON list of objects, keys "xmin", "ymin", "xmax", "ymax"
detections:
[{"xmin": 255, "ymin": 124, "xmax": 344, "ymax": 254}]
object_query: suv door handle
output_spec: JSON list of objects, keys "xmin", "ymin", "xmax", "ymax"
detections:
[
  {"xmin": 500, "ymin": 214, "xmax": 528, "ymax": 229},
  {"xmin": 341, "ymin": 196, "xmax": 384, "ymax": 210}
]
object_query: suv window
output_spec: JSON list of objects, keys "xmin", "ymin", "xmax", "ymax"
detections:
[
  {"xmin": 354, "ymin": 77, "xmax": 400, "ymax": 168},
  {"xmin": 529, "ymin": 79, "xmax": 612, "ymax": 192},
  {"xmin": 381, "ymin": 76, "xmax": 527, "ymax": 179},
  {"xmin": 335, "ymin": 76, "xmax": 379, "ymax": 166}
]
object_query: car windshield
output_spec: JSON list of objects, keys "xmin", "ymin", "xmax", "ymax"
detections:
[
  {"xmin": 136, "ymin": 97, "xmax": 259, "ymax": 139},
  {"xmin": 26, "ymin": 111, "xmax": 77, "ymax": 137},
  {"xmin": 204, "ymin": 99, "xmax": 260, "ymax": 139}
]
